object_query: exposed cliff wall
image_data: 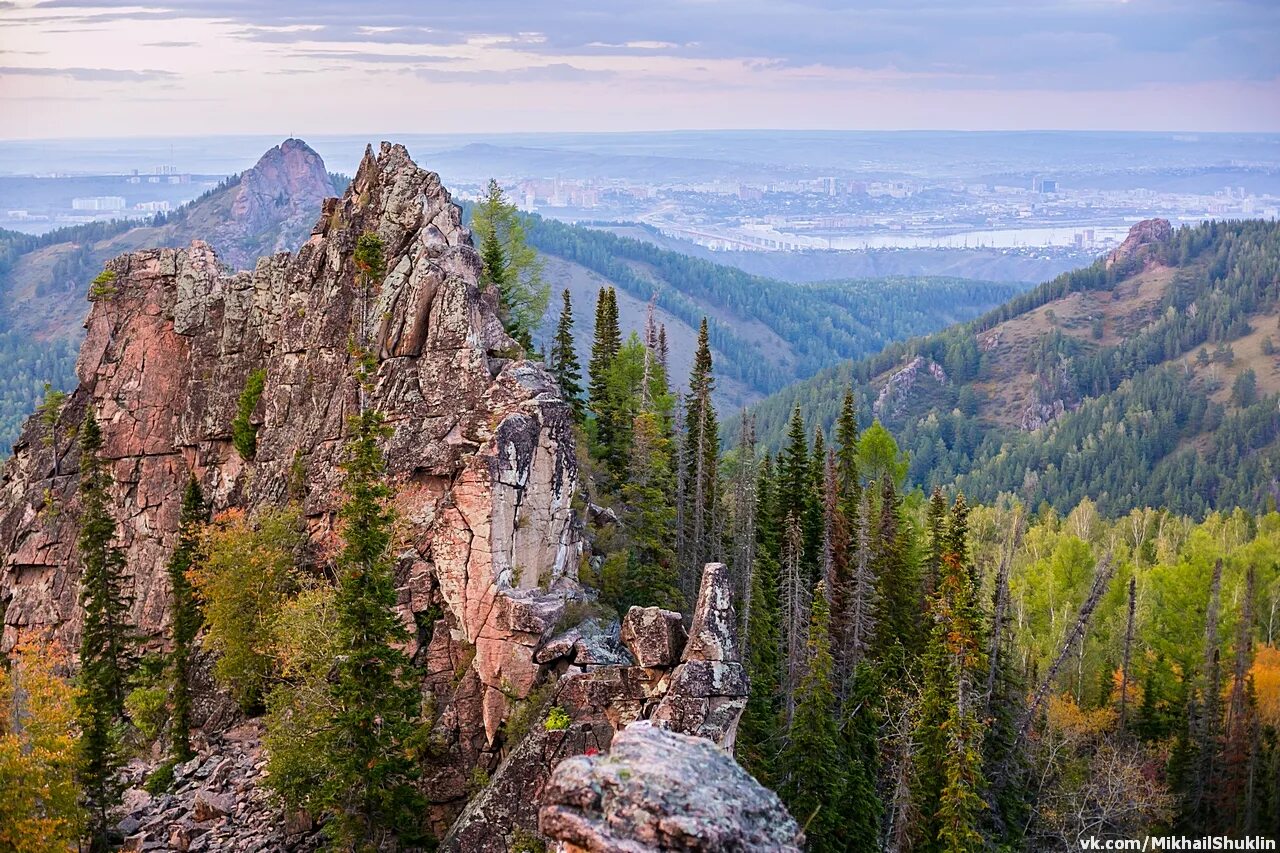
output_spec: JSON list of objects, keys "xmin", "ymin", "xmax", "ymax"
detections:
[
  {"xmin": 0, "ymin": 143, "xmax": 776, "ymax": 849},
  {"xmin": 0, "ymin": 141, "xmax": 583, "ymax": 821}
]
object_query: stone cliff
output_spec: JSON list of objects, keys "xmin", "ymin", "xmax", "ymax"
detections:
[
  {"xmin": 1105, "ymin": 217, "xmax": 1172, "ymax": 271},
  {"xmin": 0, "ymin": 140, "xmax": 582, "ymax": 827},
  {"xmin": 0, "ymin": 142, "xmax": 783, "ymax": 849}
]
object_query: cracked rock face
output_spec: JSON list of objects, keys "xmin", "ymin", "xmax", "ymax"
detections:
[
  {"xmin": 443, "ymin": 563, "xmax": 751, "ymax": 851},
  {"xmin": 0, "ymin": 141, "xmax": 581, "ymax": 826},
  {"xmin": 539, "ymin": 722, "xmax": 802, "ymax": 853}
]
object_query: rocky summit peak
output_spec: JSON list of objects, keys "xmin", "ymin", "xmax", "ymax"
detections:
[
  {"xmin": 1105, "ymin": 217, "xmax": 1173, "ymax": 271},
  {"xmin": 0, "ymin": 142, "xmax": 786, "ymax": 847},
  {"xmin": 216, "ymin": 137, "xmax": 334, "ymax": 268}
]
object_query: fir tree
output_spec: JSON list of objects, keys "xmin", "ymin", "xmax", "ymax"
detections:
[
  {"xmin": 323, "ymin": 405, "xmax": 426, "ymax": 848},
  {"xmin": 873, "ymin": 476, "xmax": 918, "ymax": 666},
  {"xmin": 75, "ymin": 408, "xmax": 136, "ymax": 852},
  {"xmin": 679, "ymin": 318, "xmax": 720, "ymax": 604},
  {"xmin": 738, "ymin": 454, "xmax": 783, "ymax": 784},
  {"xmin": 609, "ymin": 411, "xmax": 682, "ymax": 612},
  {"xmin": 168, "ymin": 475, "xmax": 207, "ymax": 762},
  {"xmin": 549, "ymin": 289, "xmax": 585, "ymax": 422},
  {"xmin": 834, "ymin": 386, "xmax": 860, "ymax": 522},
  {"xmin": 933, "ymin": 550, "xmax": 988, "ymax": 853},
  {"xmin": 588, "ymin": 287, "xmax": 623, "ymax": 477},
  {"xmin": 779, "ymin": 580, "xmax": 847, "ymax": 852}
]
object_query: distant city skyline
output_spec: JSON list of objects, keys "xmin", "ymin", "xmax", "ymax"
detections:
[{"xmin": 1, "ymin": 0, "xmax": 1278, "ymax": 137}]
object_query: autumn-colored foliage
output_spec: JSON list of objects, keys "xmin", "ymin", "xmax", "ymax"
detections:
[{"xmin": 0, "ymin": 638, "xmax": 82, "ymax": 852}]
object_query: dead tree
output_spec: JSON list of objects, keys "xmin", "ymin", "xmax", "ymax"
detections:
[
  {"xmin": 1017, "ymin": 552, "xmax": 1115, "ymax": 741},
  {"xmin": 984, "ymin": 509, "xmax": 1024, "ymax": 713},
  {"xmin": 1118, "ymin": 576, "xmax": 1137, "ymax": 733}
]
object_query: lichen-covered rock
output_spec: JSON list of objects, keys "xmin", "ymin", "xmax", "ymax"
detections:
[
  {"xmin": 539, "ymin": 722, "xmax": 803, "ymax": 853},
  {"xmin": 680, "ymin": 562, "xmax": 738, "ymax": 663},
  {"xmin": 620, "ymin": 606, "xmax": 686, "ymax": 667},
  {"xmin": 442, "ymin": 563, "xmax": 751, "ymax": 850},
  {"xmin": 0, "ymin": 141, "xmax": 581, "ymax": 829}
]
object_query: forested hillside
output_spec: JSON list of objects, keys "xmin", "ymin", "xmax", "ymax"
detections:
[
  {"xmin": 747, "ymin": 219, "xmax": 1280, "ymax": 517},
  {"xmin": 526, "ymin": 213, "xmax": 1024, "ymax": 408}
]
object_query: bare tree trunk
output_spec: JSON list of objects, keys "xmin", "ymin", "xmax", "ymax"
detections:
[
  {"xmin": 732, "ymin": 411, "xmax": 757, "ymax": 653},
  {"xmin": 985, "ymin": 511, "xmax": 1023, "ymax": 713},
  {"xmin": 1018, "ymin": 553, "xmax": 1115, "ymax": 741},
  {"xmin": 1118, "ymin": 576, "xmax": 1137, "ymax": 733}
]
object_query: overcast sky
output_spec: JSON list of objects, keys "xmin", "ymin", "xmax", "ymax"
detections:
[{"xmin": 1, "ymin": 0, "xmax": 1278, "ymax": 138}]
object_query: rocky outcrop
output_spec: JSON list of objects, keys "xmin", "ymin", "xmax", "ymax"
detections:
[
  {"xmin": 0, "ymin": 139, "xmax": 337, "ymax": 351},
  {"xmin": 441, "ymin": 563, "xmax": 751, "ymax": 851},
  {"xmin": 1105, "ymin": 218, "xmax": 1172, "ymax": 271},
  {"xmin": 0, "ymin": 141, "xmax": 581, "ymax": 829},
  {"xmin": 539, "ymin": 722, "xmax": 803, "ymax": 853},
  {"xmin": 873, "ymin": 355, "xmax": 948, "ymax": 420},
  {"xmin": 214, "ymin": 138, "xmax": 335, "ymax": 270},
  {"xmin": 116, "ymin": 722, "xmax": 323, "ymax": 852}
]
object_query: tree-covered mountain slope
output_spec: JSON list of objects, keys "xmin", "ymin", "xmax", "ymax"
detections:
[
  {"xmin": 526, "ymin": 214, "xmax": 1024, "ymax": 409},
  {"xmin": 748, "ymin": 218, "xmax": 1280, "ymax": 516}
]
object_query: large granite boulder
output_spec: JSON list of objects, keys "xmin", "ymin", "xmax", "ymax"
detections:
[{"xmin": 539, "ymin": 722, "xmax": 803, "ymax": 853}]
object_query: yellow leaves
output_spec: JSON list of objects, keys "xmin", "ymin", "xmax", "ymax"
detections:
[
  {"xmin": 0, "ymin": 637, "xmax": 82, "ymax": 852},
  {"xmin": 1046, "ymin": 693, "xmax": 1117, "ymax": 741},
  {"xmin": 1250, "ymin": 644, "xmax": 1280, "ymax": 728}
]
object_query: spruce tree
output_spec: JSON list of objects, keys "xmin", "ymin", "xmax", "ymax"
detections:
[
  {"xmin": 549, "ymin": 289, "xmax": 585, "ymax": 422},
  {"xmin": 834, "ymin": 387, "xmax": 860, "ymax": 519},
  {"xmin": 779, "ymin": 580, "xmax": 847, "ymax": 852},
  {"xmin": 169, "ymin": 475, "xmax": 208, "ymax": 762},
  {"xmin": 324, "ymin": 405, "xmax": 426, "ymax": 847},
  {"xmin": 738, "ymin": 455, "xmax": 783, "ymax": 784},
  {"xmin": 679, "ymin": 319, "xmax": 720, "ymax": 603},
  {"xmin": 873, "ymin": 476, "xmax": 919, "ymax": 666},
  {"xmin": 610, "ymin": 411, "xmax": 681, "ymax": 612},
  {"xmin": 925, "ymin": 486, "xmax": 948, "ymax": 600},
  {"xmin": 76, "ymin": 408, "xmax": 136, "ymax": 852},
  {"xmin": 588, "ymin": 287, "xmax": 622, "ymax": 473},
  {"xmin": 933, "ymin": 553, "xmax": 987, "ymax": 853}
]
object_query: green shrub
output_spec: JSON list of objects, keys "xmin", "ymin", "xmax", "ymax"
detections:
[
  {"xmin": 124, "ymin": 685, "xmax": 170, "ymax": 742},
  {"xmin": 190, "ymin": 505, "xmax": 303, "ymax": 711},
  {"xmin": 88, "ymin": 269, "xmax": 117, "ymax": 300},
  {"xmin": 544, "ymin": 706, "xmax": 571, "ymax": 732},
  {"xmin": 231, "ymin": 368, "xmax": 267, "ymax": 459},
  {"xmin": 144, "ymin": 759, "xmax": 177, "ymax": 795}
]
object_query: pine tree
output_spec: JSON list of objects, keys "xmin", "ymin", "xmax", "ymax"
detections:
[
  {"xmin": 549, "ymin": 289, "xmax": 585, "ymax": 422},
  {"xmin": 323, "ymin": 405, "xmax": 426, "ymax": 848},
  {"xmin": 168, "ymin": 475, "xmax": 207, "ymax": 763},
  {"xmin": 679, "ymin": 318, "xmax": 720, "ymax": 605},
  {"xmin": 779, "ymin": 580, "xmax": 847, "ymax": 852},
  {"xmin": 75, "ymin": 408, "xmax": 136, "ymax": 852}
]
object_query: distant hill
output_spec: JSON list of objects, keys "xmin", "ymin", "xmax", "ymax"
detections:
[
  {"xmin": 594, "ymin": 223, "xmax": 1092, "ymax": 284},
  {"xmin": 0, "ymin": 140, "xmax": 1025, "ymax": 451},
  {"xmin": 524, "ymin": 214, "xmax": 1024, "ymax": 409},
  {"xmin": 0, "ymin": 139, "xmax": 339, "ymax": 450},
  {"xmin": 747, "ymin": 218, "xmax": 1280, "ymax": 517}
]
